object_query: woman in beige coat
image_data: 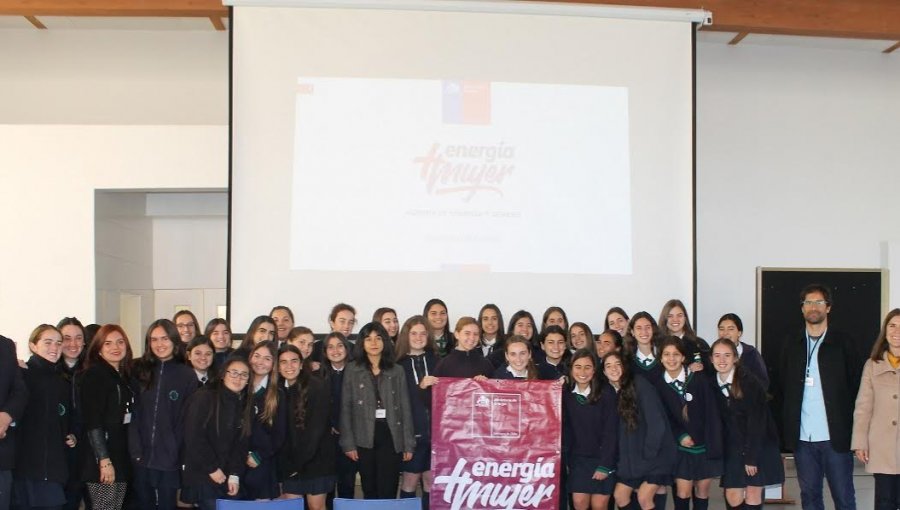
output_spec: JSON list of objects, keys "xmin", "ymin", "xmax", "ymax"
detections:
[{"xmin": 852, "ymin": 308, "xmax": 900, "ymax": 510}]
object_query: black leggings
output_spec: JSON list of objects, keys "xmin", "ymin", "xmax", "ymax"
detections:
[
  {"xmin": 875, "ymin": 473, "xmax": 900, "ymax": 510},
  {"xmin": 356, "ymin": 420, "xmax": 401, "ymax": 499}
]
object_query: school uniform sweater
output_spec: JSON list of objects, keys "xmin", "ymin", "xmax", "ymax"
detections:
[
  {"xmin": 15, "ymin": 355, "xmax": 72, "ymax": 484},
  {"xmin": 616, "ymin": 376, "xmax": 677, "ymax": 480},
  {"xmin": 562, "ymin": 386, "xmax": 619, "ymax": 474}
]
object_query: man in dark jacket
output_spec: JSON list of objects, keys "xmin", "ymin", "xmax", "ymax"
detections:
[
  {"xmin": 777, "ymin": 284, "xmax": 863, "ymax": 510},
  {"xmin": 0, "ymin": 335, "xmax": 28, "ymax": 510}
]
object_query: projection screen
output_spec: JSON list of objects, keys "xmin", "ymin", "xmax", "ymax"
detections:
[{"xmin": 228, "ymin": 0, "xmax": 703, "ymax": 334}]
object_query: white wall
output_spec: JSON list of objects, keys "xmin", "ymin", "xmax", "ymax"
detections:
[
  {"xmin": 695, "ymin": 36, "xmax": 900, "ymax": 346},
  {"xmin": 0, "ymin": 28, "xmax": 228, "ymax": 357},
  {"xmin": 2, "ymin": 22, "xmax": 898, "ymax": 357}
]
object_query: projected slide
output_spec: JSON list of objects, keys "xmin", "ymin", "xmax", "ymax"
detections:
[{"xmin": 290, "ymin": 77, "xmax": 632, "ymax": 274}]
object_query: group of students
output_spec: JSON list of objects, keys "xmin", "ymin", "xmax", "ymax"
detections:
[{"xmin": 0, "ymin": 297, "xmax": 801, "ymax": 510}]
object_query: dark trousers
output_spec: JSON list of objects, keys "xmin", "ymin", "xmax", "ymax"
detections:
[
  {"xmin": 874, "ymin": 474, "xmax": 900, "ymax": 510},
  {"xmin": 794, "ymin": 440, "xmax": 856, "ymax": 510},
  {"xmin": 133, "ymin": 467, "xmax": 177, "ymax": 510},
  {"xmin": 0, "ymin": 471, "xmax": 11, "ymax": 510},
  {"xmin": 335, "ymin": 436, "xmax": 358, "ymax": 498},
  {"xmin": 357, "ymin": 420, "xmax": 401, "ymax": 499}
]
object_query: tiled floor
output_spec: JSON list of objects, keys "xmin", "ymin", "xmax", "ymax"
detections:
[{"xmin": 704, "ymin": 457, "xmax": 873, "ymax": 509}]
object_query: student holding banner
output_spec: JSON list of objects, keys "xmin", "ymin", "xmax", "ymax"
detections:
[
  {"xmin": 395, "ymin": 316, "xmax": 438, "ymax": 509},
  {"xmin": 433, "ymin": 318, "xmax": 493, "ymax": 379}
]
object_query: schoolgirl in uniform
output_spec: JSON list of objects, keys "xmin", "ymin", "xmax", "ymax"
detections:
[
  {"xmin": 320, "ymin": 332, "xmax": 357, "ymax": 501},
  {"xmin": 373, "ymin": 308, "xmax": 400, "ymax": 345},
  {"xmin": 710, "ymin": 339, "xmax": 783, "ymax": 510},
  {"xmin": 716, "ymin": 314, "xmax": 768, "ymax": 388},
  {"xmin": 626, "ymin": 312, "xmax": 664, "ymax": 382},
  {"xmin": 14, "ymin": 325, "xmax": 75, "ymax": 510},
  {"xmin": 278, "ymin": 345, "xmax": 334, "ymax": 510},
  {"xmin": 605, "ymin": 307, "xmax": 630, "ymax": 338},
  {"xmin": 478, "ymin": 304, "xmax": 506, "ymax": 367},
  {"xmin": 540, "ymin": 325, "xmax": 570, "ymax": 379},
  {"xmin": 656, "ymin": 337, "xmax": 723, "ymax": 510},
  {"xmin": 204, "ymin": 318, "xmax": 233, "ymax": 369},
  {"xmin": 507, "ymin": 310, "xmax": 539, "ymax": 355},
  {"xmin": 596, "ymin": 329, "xmax": 623, "ymax": 361},
  {"xmin": 492, "ymin": 335, "xmax": 539, "ymax": 380},
  {"xmin": 569, "ymin": 322, "xmax": 594, "ymax": 354},
  {"xmin": 424, "ymin": 299, "xmax": 452, "ymax": 356},
  {"xmin": 394, "ymin": 316, "xmax": 438, "ymax": 509},
  {"xmin": 181, "ymin": 356, "xmax": 252, "ymax": 510},
  {"xmin": 658, "ymin": 300, "xmax": 709, "ymax": 373},
  {"xmin": 56, "ymin": 317, "xmax": 88, "ymax": 510},
  {"xmin": 433, "ymin": 317, "xmax": 493, "ymax": 379},
  {"xmin": 186, "ymin": 336, "xmax": 215, "ymax": 386},
  {"xmin": 288, "ymin": 326, "xmax": 319, "ymax": 372},
  {"xmin": 603, "ymin": 351, "xmax": 676, "ymax": 510},
  {"xmin": 244, "ymin": 341, "xmax": 286, "ymax": 500},
  {"xmin": 563, "ymin": 349, "xmax": 618, "ymax": 510},
  {"xmin": 236, "ymin": 316, "xmax": 276, "ymax": 355},
  {"xmin": 542, "ymin": 306, "xmax": 569, "ymax": 333},
  {"xmin": 130, "ymin": 319, "xmax": 197, "ymax": 510}
]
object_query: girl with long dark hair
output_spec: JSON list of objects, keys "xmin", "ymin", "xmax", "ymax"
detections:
[
  {"xmin": 711, "ymin": 339, "xmax": 783, "ymax": 510},
  {"xmin": 423, "ymin": 299, "xmax": 452, "ymax": 356},
  {"xmin": 181, "ymin": 356, "xmax": 253, "ymax": 510},
  {"xmin": 244, "ymin": 341, "xmax": 286, "ymax": 500},
  {"xmin": 603, "ymin": 351, "xmax": 676, "ymax": 510},
  {"xmin": 478, "ymin": 304, "xmax": 506, "ymax": 367},
  {"xmin": 626, "ymin": 312, "xmax": 664, "ymax": 382},
  {"xmin": 340, "ymin": 322, "xmax": 415, "ymax": 499},
  {"xmin": 278, "ymin": 345, "xmax": 334, "ymax": 510},
  {"xmin": 130, "ymin": 319, "xmax": 198, "ymax": 510},
  {"xmin": 563, "ymin": 349, "xmax": 618, "ymax": 510},
  {"xmin": 56, "ymin": 317, "xmax": 88, "ymax": 510}
]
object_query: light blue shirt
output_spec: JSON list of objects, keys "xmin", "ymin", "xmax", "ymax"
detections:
[{"xmin": 799, "ymin": 331, "xmax": 830, "ymax": 442}]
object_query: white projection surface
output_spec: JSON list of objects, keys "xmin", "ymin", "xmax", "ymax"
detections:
[
  {"xmin": 291, "ymin": 77, "xmax": 630, "ymax": 274},
  {"xmin": 230, "ymin": 2, "xmax": 696, "ymax": 333}
]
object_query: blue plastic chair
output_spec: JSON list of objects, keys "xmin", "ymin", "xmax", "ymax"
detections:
[
  {"xmin": 334, "ymin": 497, "xmax": 421, "ymax": 510},
  {"xmin": 216, "ymin": 499, "xmax": 304, "ymax": 510}
]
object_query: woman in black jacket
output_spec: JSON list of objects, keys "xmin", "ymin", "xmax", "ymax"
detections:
[
  {"xmin": 181, "ymin": 356, "xmax": 252, "ymax": 510},
  {"xmin": 278, "ymin": 345, "xmax": 334, "ymax": 510},
  {"xmin": 56, "ymin": 316, "xmax": 88, "ymax": 510},
  {"xmin": 14, "ymin": 324, "xmax": 76, "ymax": 509},
  {"xmin": 79, "ymin": 324, "xmax": 135, "ymax": 510},
  {"xmin": 129, "ymin": 319, "xmax": 198, "ymax": 510}
]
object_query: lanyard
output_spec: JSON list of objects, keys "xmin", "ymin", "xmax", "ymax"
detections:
[
  {"xmin": 370, "ymin": 371, "xmax": 384, "ymax": 409},
  {"xmin": 410, "ymin": 355, "xmax": 429, "ymax": 386},
  {"xmin": 805, "ymin": 329, "xmax": 827, "ymax": 377}
]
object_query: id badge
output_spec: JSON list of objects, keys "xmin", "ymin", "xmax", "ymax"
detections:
[
  {"xmin": 123, "ymin": 412, "xmax": 132, "ymax": 424},
  {"xmin": 805, "ymin": 376, "xmax": 815, "ymax": 387},
  {"xmin": 375, "ymin": 408, "xmax": 387, "ymax": 419}
]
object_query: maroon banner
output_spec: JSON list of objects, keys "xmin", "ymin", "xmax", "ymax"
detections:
[{"xmin": 431, "ymin": 377, "xmax": 563, "ymax": 510}]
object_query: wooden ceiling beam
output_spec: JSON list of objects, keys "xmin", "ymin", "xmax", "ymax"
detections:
[
  {"xmin": 0, "ymin": 0, "xmax": 227, "ymax": 17},
  {"xmin": 547, "ymin": 0, "xmax": 900, "ymax": 41},
  {"xmin": 1, "ymin": 0, "xmax": 899, "ymax": 41}
]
